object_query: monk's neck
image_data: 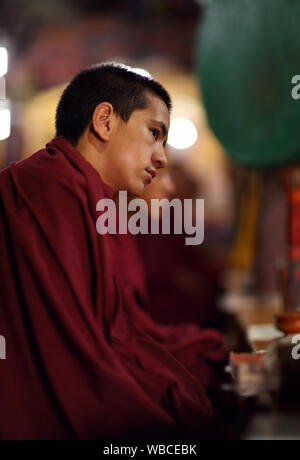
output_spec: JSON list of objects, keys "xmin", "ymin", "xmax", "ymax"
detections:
[{"xmin": 76, "ymin": 135, "xmax": 114, "ymax": 189}]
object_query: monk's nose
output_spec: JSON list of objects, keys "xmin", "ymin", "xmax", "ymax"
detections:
[{"xmin": 152, "ymin": 146, "xmax": 167, "ymax": 170}]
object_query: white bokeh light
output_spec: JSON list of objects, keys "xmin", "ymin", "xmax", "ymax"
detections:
[
  {"xmin": 167, "ymin": 117, "xmax": 198, "ymax": 150},
  {"xmin": 0, "ymin": 109, "xmax": 11, "ymax": 140},
  {"xmin": 0, "ymin": 48, "xmax": 8, "ymax": 77}
]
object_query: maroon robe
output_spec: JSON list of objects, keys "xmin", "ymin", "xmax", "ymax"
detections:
[
  {"xmin": 136, "ymin": 231, "xmax": 224, "ymax": 328},
  {"xmin": 0, "ymin": 136, "xmax": 229, "ymax": 440},
  {"xmin": 114, "ymin": 232, "xmax": 228, "ymax": 388}
]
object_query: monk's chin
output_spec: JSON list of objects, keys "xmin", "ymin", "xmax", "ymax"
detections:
[{"xmin": 127, "ymin": 183, "xmax": 146, "ymax": 198}]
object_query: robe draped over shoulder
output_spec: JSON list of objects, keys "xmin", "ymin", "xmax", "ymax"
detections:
[{"xmin": 0, "ymin": 136, "xmax": 230, "ymax": 440}]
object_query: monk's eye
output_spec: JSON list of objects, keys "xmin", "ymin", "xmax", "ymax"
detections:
[{"xmin": 150, "ymin": 129, "xmax": 159, "ymax": 140}]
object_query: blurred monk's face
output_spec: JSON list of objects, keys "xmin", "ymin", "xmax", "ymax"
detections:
[
  {"xmin": 141, "ymin": 164, "xmax": 176, "ymax": 218},
  {"xmin": 105, "ymin": 93, "xmax": 169, "ymax": 196},
  {"xmin": 142, "ymin": 162, "xmax": 175, "ymax": 202}
]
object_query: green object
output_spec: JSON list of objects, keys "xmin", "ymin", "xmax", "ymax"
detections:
[{"xmin": 196, "ymin": 0, "xmax": 300, "ymax": 168}]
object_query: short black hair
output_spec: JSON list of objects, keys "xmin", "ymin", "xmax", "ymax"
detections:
[{"xmin": 55, "ymin": 62, "xmax": 172, "ymax": 145}]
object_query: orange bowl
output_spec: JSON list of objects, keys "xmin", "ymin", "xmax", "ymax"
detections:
[{"xmin": 275, "ymin": 312, "xmax": 300, "ymax": 334}]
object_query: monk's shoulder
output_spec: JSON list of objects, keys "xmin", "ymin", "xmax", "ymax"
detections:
[
  {"xmin": 18, "ymin": 147, "xmax": 85, "ymax": 186},
  {"xmin": 0, "ymin": 148, "xmax": 89, "ymax": 212}
]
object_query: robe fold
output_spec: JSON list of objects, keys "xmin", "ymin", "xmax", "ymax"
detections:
[
  {"xmin": 136, "ymin": 230, "xmax": 224, "ymax": 327},
  {"xmin": 0, "ymin": 136, "xmax": 230, "ymax": 440}
]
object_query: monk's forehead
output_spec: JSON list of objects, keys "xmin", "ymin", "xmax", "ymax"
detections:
[{"xmin": 144, "ymin": 93, "xmax": 170, "ymax": 128}]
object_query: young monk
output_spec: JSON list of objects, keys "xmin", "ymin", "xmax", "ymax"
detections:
[{"xmin": 0, "ymin": 63, "xmax": 231, "ymax": 440}]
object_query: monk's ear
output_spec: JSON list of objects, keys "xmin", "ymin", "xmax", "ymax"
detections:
[{"xmin": 91, "ymin": 102, "xmax": 115, "ymax": 142}]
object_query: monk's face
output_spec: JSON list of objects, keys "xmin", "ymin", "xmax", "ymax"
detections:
[
  {"xmin": 141, "ymin": 167, "xmax": 176, "ymax": 218},
  {"xmin": 142, "ymin": 161, "xmax": 175, "ymax": 202},
  {"xmin": 107, "ymin": 93, "xmax": 170, "ymax": 196}
]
